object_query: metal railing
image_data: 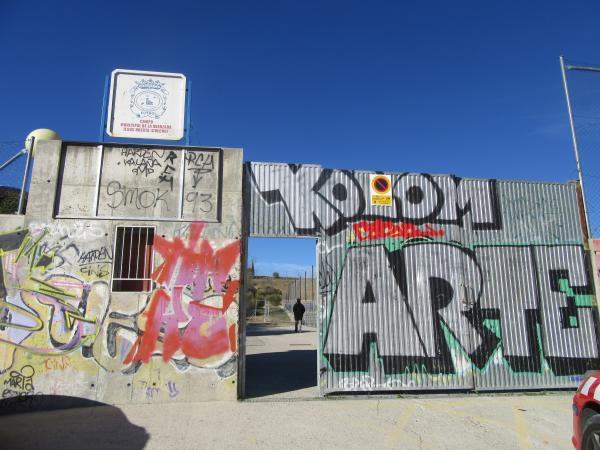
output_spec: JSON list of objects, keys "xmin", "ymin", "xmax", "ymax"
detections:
[
  {"xmin": 0, "ymin": 141, "xmax": 32, "ymax": 215},
  {"xmin": 111, "ymin": 226, "xmax": 155, "ymax": 292},
  {"xmin": 247, "ymin": 299, "xmax": 271, "ymax": 322},
  {"xmin": 284, "ymin": 270, "xmax": 317, "ymax": 328}
]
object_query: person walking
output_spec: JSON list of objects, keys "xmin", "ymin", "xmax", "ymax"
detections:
[{"xmin": 293, "ymin": 298, "xmax": 305, "ymax": 333}]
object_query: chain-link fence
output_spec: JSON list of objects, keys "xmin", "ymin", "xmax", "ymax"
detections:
[
  {"xmin": 563, "ymin": 58, "xmax": 600, "ymax": 238},
  {"xmin": 283, "ymin": 274, "xmax": 317, "ymax": 328},
  {"xmin": 0, "ymin": 141, "xmax": 30, "ymax": 214}
]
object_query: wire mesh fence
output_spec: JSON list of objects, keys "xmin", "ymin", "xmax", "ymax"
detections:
[
  {"xmin": 284, "ymin": 274, "xmax": 317, "ymax": 328},
  {"xmin": 563, "ymin": 58, "xmax": 600, "ymax": 238},
  {"xmin": 0, "ymin": 140, "xmax": 30, "ymax": 214}
]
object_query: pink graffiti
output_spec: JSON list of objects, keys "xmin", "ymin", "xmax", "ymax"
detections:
[
  {"xmin": 124, "ymin": 222, "xmax": 240, "ymax": 365},
  {"xmin": 152, "ymin": 222, "xmax": 240, "ymax": 298}
]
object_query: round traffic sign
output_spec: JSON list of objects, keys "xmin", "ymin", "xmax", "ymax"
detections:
[{"xmin": 371, "ymin": 175, "xmax": 391, "ymax": 195}]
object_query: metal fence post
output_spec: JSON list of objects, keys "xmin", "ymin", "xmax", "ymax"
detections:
[{"xmin": 98, "ymin": 75, "xmax": 109, "ymax": 142}]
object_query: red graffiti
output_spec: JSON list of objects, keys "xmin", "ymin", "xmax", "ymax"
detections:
[
  {"xmin": 352, "ymin": 219, "xmax": 445, "ymax": 241},
  {"xmin": 124, "ymin": 286, "xmax": 237, "ymax": 364},
  {"xmin": 124, "ymin": 222, "xmax": 240, "ymax": 365},
  {"xmin": 152, "ymin": 222, "xmax": 240, "ymax": 298}
]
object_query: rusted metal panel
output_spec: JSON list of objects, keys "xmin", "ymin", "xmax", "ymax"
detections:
[{"xmin": 245, "ymin": 163, "xmax": 600, "ymax": 393}]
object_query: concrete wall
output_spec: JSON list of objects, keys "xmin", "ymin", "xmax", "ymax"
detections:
[
  {"xmin": 246, "ymin": 162, "xmax": 600, "ymax": 392},
  {"xmin": 0, "ymin": 140, "xmax": 243, "ymax": 406}
]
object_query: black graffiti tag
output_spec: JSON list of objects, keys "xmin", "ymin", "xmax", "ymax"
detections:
[
  {"xmin": 323, "ymin": 242, "xmax": 599, "ymax": 377},
  {"xmin": 105, "ymin": 181, "xmax": 169, "ymax": 211},
  {"xmin": 186, "ymin": 151, "xmax": 215, "ymax": 189},
  {"xmin": 158, "ymin": 151, "xmax": 178, "ymax": 191},
  {"xmin": 121, "ymin": 148, "xmax": 164, "ymax": 177},
  {"xmin": 250, "ymin": 164, "xmax": 502, "ymax": 235}
]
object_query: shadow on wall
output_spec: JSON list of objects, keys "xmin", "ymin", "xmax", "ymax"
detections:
[
  {"xmin": 245, "ymin": 349, "xmax": 317, "ymax": 398},
  {"xmin": 0, "ymin": 397, "xmax": 149, "ymax": 450}
]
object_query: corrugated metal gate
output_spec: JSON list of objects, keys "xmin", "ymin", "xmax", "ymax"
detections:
[{"xmin": 244, "ymin": 162, "xmax": 600, "ymax": 393}]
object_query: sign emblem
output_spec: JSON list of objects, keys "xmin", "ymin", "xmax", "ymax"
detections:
[
  {"xmin": 129, "ymin": 79, "xmax": 168, "ymax": 119},
  {"xmin": 106, "ymin": 69, "xmax": 187, "ymax": 140}
]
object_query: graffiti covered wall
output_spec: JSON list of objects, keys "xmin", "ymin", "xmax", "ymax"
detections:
[
  {"xmin": 0, "ymin": 140, "xmax": 243, "ymax": 408},
  {"xmin": 246, "ymin": 162, "xmax": 600, "ymax": 392}
]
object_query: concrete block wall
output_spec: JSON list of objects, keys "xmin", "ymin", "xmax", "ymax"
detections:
[{"xmin": 0, "ymin": 139, "xmax": 243, "ymax": 406}]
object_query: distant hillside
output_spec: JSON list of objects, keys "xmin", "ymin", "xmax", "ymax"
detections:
[
  {"xmin": 252, "ymin": 275, "xmax": 296, "ymax": 296},
  {"xmin": 247, "ymin": 272, "xmax": 316, "ymax": 309},
  {"xmin": 0, "ymin": 186, "xmax": 26, "ymax": 214}
]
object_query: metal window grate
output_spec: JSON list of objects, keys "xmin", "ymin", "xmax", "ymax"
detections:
[{"xmin": 112, "ymin": 226, "xmax": 154, "ymax": 292}]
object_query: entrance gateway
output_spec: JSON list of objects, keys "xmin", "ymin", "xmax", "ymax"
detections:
[
  {"xmin": 0, "ymin": 140, "xmax": 597, "ymax": 408},
  {"xmin": 245, "ymin": 162, "xmax": 600, "ymax": 394}
]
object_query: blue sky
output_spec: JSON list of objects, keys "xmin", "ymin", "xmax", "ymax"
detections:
[
  {"xmin": 2, "ymin": 1, "xmax": 600, "ymax": 275},
  {"xmin": 249, "ymin": 237, "xmax": 317, "ymax": 279}
]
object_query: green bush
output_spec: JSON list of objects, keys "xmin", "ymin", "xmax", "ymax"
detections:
[
  {"xmin": 0, "ymin": 187, "xmax": 25, "ymax": 214},
  {"xmin": 266, "ymin": 293, "xmax": 282, "ymax": 306}
]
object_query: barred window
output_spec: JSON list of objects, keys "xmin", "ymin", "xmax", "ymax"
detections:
[{"xmin": 112, "ymin": 226, "xmax": 154, "ymax": 292}]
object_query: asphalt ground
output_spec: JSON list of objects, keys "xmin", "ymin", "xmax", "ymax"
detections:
[
  {"xmin": 0, "ymin": 322, "xmax": 577, "ymax": 449},
  {"xmin": 0, "ymin": 392, "xmax": 574, "ymax": 449},
  {"xmin": 245, "ymin": 323, "xmax": 319, "ymax": 399}
]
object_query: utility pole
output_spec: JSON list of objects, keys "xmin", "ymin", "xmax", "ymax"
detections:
[{"xmin": 560, "ymin": 55, "xmax": 592, "ymax": 238}]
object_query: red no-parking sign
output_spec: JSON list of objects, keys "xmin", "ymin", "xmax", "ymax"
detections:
[{"xmin": 369, "ymin": 174, "xmax": 392, "ymax": 206}]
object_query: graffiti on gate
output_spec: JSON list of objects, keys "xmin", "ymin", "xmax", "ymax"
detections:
[
  {"xmin": 248, "ymin": 162, "xmax": 600, "ymax": 389},
  {"xmin": 322, "ymin": 240, "xmax": 599, "ymax": 377},
  {"xmin": 249, "ymin": 164, "xmax": 502, "ymax": 235},
  {"xmin": 352, "ymin": 219, "xmax": 445, "ymax": 242}
]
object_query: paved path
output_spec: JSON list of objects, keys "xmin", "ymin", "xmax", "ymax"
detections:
[
  {"xmin": 0, "ymin": 393, "xmax": 574, "ymax": 449},
  {"xmin": 245, "ymin": 323, "xmax": 319, "ymax": 399},
  {"xmin": 0, "ymin": 324, "xmax": 577, "ymax": 448}
]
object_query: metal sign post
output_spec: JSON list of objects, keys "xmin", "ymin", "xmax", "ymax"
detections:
[
  {"xmin": 185, "ymin": 80, "xmax": 192, "ymax": 146},
  {"xmin": 561, "ymin": 55, "xmax": 600, "ymax": 322},
  {"xmin": 98, "ymin": 75, "xmax": 110, "ymax": 143}
]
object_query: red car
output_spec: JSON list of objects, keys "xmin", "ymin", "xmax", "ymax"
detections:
[{"xmin": 573, "ymin": 370, "xmax": 600, "ymax": 449}]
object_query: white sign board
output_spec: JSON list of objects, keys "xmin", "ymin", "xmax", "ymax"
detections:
[{"xmin": 106, "ymin": 69, "xmax": 186, "ymax": 140}]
